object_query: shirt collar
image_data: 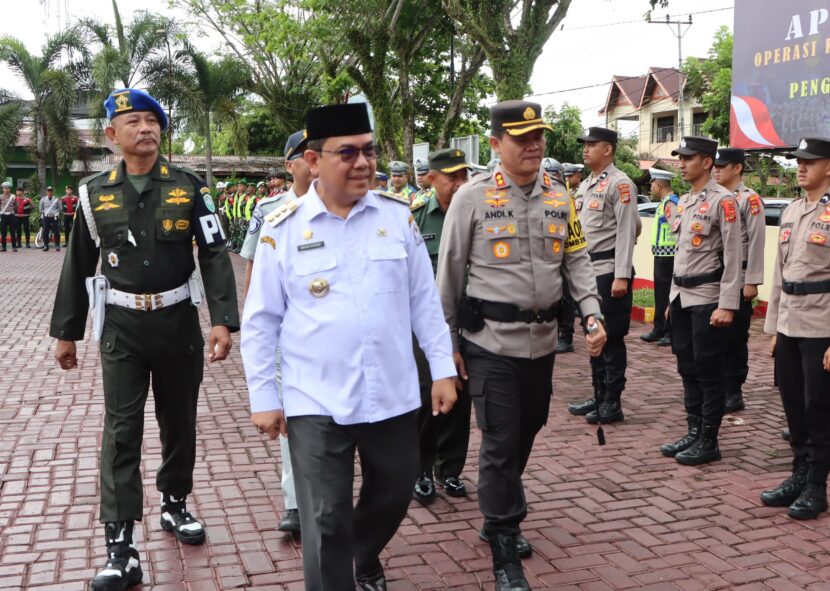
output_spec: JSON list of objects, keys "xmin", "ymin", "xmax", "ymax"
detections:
[{"xmin": 305, "ymin": 180, "xmax": 377, "ymax": 222}]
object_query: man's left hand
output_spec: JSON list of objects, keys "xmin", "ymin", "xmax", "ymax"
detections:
[
  {"xmin": 208, "ymin": 326, "xmax": 232, "ymax": 362},
  {"xmin": 585, "ymin": 316, "xmax": 607, "ymax": 357},
  {"xmin": 743, "ymin": 284, "xmax": 758, "ymax": 302},
  {"xmin": 431, "ymin": 378, "xmax": 457, "ymax": 416},
  {"xmin": 823, "ymin": 346, "xmax": 830, "ymax": 373},
  {"xmin": 611, "ymin": 278, "xmax": 629, "ymax": 298},
  {"xmin": 710, "ymin": 308, "xmax": 734, "ymax": 327}
]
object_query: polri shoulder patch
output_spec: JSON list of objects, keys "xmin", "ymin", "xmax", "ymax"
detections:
[
  {"xmin": 265, "ymin": 199, "xmax": 301, "ymax": 227},
  {"xmin": 375, "ymin": 190, "xmax": 410, "ymax": 206}
]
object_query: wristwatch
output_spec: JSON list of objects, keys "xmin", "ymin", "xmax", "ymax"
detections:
[{"xmin": 586, "ymin": 312, "xmax": 606, "ymax": 332}]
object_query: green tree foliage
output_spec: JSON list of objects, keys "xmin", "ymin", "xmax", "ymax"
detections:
[
  {"xmin": 442, "ymin": 0, "xmax": 572, "ymax": 101},
  {"xmin": 0, "ymin": 31, "xmax": 89, "ymax": 189},
  {"xmin": 0, "ymin": 94, "xmax": 25, "ymax": 179},
  {"xmin": 614, "ymin": 137, "xmax": 642, "ymax": 182},
  {"xmin": 683, "ymin": 26, "xmax": 732, "ymax": 144},
  {"xmin": 543, "ymin": 103, "xmax": 583, "ymax": 163}
]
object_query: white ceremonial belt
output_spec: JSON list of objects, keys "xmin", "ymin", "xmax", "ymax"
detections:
[{"xmin": 106, "ymin": 283, "xmax": 190, "ymax": 312}]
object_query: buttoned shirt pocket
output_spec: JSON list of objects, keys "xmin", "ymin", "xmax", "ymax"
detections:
[
  {"xmin": 368, "ymin": 242, "xmax": 408, "ymax": 293},
  {"xmin": 582, "ymin": 196, "xmax": 606, "ymax": 227},
  {"xmin": 687, "ymin": 216, "xmax": 716, "ymax": 251},
  {"xmin": 804, "ymin": 226, "xmax": 830, "ymax": 268},
  {"xmin": 482, "ymin": 222, "xmax": 519, "ymax": 264},
  {"xmin": 156, "ymin": 207, "xmax": 192, "ymax": 241},
  {"xmin": 541, "ymin": 220, "xmax": 567, "ymax": 262},
  {"xmin": 291, "ymin": 253, "xmax": 340, "ymax": 303},
  {"xmin": 779, "ymin": 223, "xmax": 793, "ymax": 264}
]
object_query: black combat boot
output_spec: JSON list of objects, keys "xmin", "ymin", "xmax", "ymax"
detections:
[
  {"xmin": 489, "ymin": 532, "xmax": 531, "ymax": 590},
  {"xmin": 788, "ymin": 463, "xmax": 829, "ymax": 520},
  {"xmin": 413, "ymin": 470, "xmax": 435, "ymax": 503},
  {"xmin": 675, "ymin": 420, "xmax": 721, "ymax": 466},
  {"xmin": 555, "ymin": 333, "xmax": 574, "ymax": 353},
  {"xmin": 586, "ymin": 390, "xmax": 624, "ymax": 425},
  {"xmin": 569, "ymin": 381, "xmax": 602, "ymax": 416},
  {"xmin": 761, "ymin": 458, "xmax": 808, "ymax": 507},
  {"xmin": 660, "ymin": 415, "xmax": 701, "ymax": 457},
  {"xmin": 91, "ymin": 521, "xmax": 142, "ymax": 591},
  {"xmin": 160, "ymin": 493, "xmax": 206, "ymax": 544},
  {"xmin": 724, "ymin": 391, "xmax": 745, "ymax": 413}
]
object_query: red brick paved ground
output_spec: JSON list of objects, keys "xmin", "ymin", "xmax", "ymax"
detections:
[{"xmin": 1, "ymin": 248, "xmax": 829, "ymax": 590}]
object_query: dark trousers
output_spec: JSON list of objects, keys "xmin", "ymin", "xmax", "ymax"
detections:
[
  {"xmin": 42, "ymin": 216, "xmax": 60, "ymax": 248},
  {"xmin": 670, "ymin": 298, "xmax": 729, "ymax": 423},
  {"xmin": 775, "ymin": 334, "xmax": 830, "ymax": 464},
  {"xmin": 63, "ymin": 215, "xmax": 73, "ymax": 245},
  {"xmin": 0, "ymin": 215, "xmax": 17, "ymax": 249},
  {"xmin": 723, "ymin": 297, "xmax": 753, "ymax": 396},
  {"xmin": 288, "ymin": 411, "xmax": 419, "ymax": 591},
  {"xmin": 98, "ymin": 304, "xmax": 204, "ymax": 522},
  {"xmin": 653, "ymin": 256, "xmax": 674, "ymax": 337},
  {"xmin": 414, "ymin": 340, "xmax": 471, "ymax": 477},
  {"xmin": 14, "ymin": 216, "xmax": 29, "ymax": 247},
  {"xmin": 557, "ymin": 284, "xmax": 576, "ymax": 340},
  {"xmin": 461, "ymin": 338, "xmax": 554, "ymax": 536},
  {"xmin": 592, "ymin": 272, "xmax": 632, "ymax": 397}
]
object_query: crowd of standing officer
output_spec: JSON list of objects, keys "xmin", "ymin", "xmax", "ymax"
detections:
[
  {"xmin": 0, "ymin": 182, "xmax": 78, "ymax": 251},
  {"xmin": 41, "ymin": 82, "xmax": 830, "ymax": 591}
]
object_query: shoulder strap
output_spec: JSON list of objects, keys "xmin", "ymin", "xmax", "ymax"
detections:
[
  {"xmin": 265, "ymin": 199, "xmax": 301, "ymax": 227},
  {"xmin": 375, "ymin": 190, "xmax": 409, "ymax": 206}
]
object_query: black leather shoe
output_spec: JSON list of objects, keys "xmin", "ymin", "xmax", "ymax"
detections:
[
  {"xmin": 413, "ymin": 471, "xmax": 435, "ymax": 502},
  {"xmin": 761, "ymin": 460, "xmax": 808, "ymax": 507},
  {"xmin": 555, "ymin": 338, "xmax": 574, "ymax": 353},
  {"xmin": 788, "ymin": 464, "xmax": 829, "ymax": 520},
  {"xmin": 782, "ymin": 429, "xmax": 791, "ymax": 442},
  {"xmin": 640, "ymin": 330, "xmax": 661, "ymax": 343},
  {"xmin": 660, "ymin": 415, "xmax": 701, "ymax": 457},
  {"xmin": 278, "ymin": 508, "xmax": 300, "ymax": 533},
  {"xmin": 568, "ymin": 398, "xmax": 596, "ymax": 416},
  {"xmin": 586, "ymin": 399, "xmax": 624, "ymax": 424},
  {"xmin": 488, "ymin": 533, "xmax": 530, "ymax": 590},
  {"xmin": 355, "ymin": 568, "xmax": 387, "ymax": 591},
  {"xmin": 657, "ymin": 335, "xmax": 671, "ymax": 347},
  {"xmin": 440, "ymin": 476, "xmax": 467, "ymax": 497},
  {"xmin": 479, "ymin": 529, "xmax": 532, "ymax": 559},
  {"xmin": 724, "ymin": 393, "xmax": 745, "ymax": 413},
  {"xmin": 675, "ymin": 421, "xmax": 721, "ymax": 466}
]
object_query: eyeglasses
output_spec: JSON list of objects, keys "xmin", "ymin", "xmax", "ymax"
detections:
[{"xmin": 319, "ymin": 144, "xmax": 380, "ymax": 163}]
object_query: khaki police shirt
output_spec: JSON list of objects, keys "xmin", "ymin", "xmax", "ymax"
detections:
[
  {"xmin": 734, "ymin": 182, "xmax": 766, "ymax": 286},
  {"xmin": 437, "ymin": 165, "xmax": 601, "ymax": 359},
  {"xmin": 764, "ymin": 193, "xmax": 830, "ymax": 338},
  {"xmin": 668, "ymin": 178, "xmax": 742, "ymax": 310},
  {"xmin": 575, "ymin": 164, "xmax": 641, "ymax": 278},
  {"xmin": 0, "ymin": 193, "xmax": 14, "ymax": 215}
]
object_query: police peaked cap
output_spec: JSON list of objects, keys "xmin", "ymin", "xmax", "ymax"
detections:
[
  {"xmin": 104, "ymin": 88, "xmax": 169, "ymax": 131},
  {"xmin": 578, "ymin": 127, "xmax": 618, "ymax": 145},
  {"xmin": 491, "ymin": 100, "xmax": 553, "ymax": 136},
  {"xmin": 285, "ymin": 129, "xmax": 309, "ymax": 161},
  {"xmin": 786, "ymin": 137, "xmax": 830, "ymax": 160},
  {"xmin": 672, "ymin": 136, "xmax": 717, "ymax": 157},
  {"xmin": 714, "ymin": 148, "xmax": 746, "ymax": 166}
]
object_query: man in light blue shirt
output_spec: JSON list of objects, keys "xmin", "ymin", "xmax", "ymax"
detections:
[{"xmin": 241, "ymin": 102, "xmax": 457, "ymax": 591}]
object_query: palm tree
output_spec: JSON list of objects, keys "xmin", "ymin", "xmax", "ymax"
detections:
[
  {"xmin": 0, "ymin": 93, "xmax": 25, "ymax": 179},
  {"xmin": 147, "ymin": 51, "xmax": 251, "ymax": 185},
  {"xmin": 0, "ymin": 30, "xmax": 89, "ymax": 190}
]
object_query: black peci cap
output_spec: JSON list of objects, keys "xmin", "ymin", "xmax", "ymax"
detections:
[
  {"xmin": 306, "ymin": 103, "xmax": 372, "ymax": 141},
  {"xmin": 785, "ymin": 137, "xmax": 830, "ymax": 160},
  {"xmin": 672, "ymin": 136, "xmax": 718, "ymax": 157},
  {"xmin": 714, "ymin": 148, "xmax": 746, "ymax": 166},
  {"xmin": 491, "ymin": 100, "xmax": 553, "ymax": 136},
  {"xmin": 578, "ymin": 126, "xmax": 618, "ymax": 145}
]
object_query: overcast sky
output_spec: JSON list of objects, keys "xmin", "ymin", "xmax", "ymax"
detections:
[{"xmin": 3, "ymin": 0, "xmax": 734, "ymax": 137}]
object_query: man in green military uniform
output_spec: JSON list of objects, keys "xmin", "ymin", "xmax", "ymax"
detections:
[
  {"xmin": 50, "ymin": 88, "xmax": 239, "ymax": 591},
  {"xmin": 411, "ymin": 148, "xmax": 472, "ymax": 503}
]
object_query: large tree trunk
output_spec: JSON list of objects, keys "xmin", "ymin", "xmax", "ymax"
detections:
[
  {"xmin": 437, "ymin": 45, "xmax": 486, "ymax": 148},
  {"xmin": 490, "ymin": 51, "xmax": 535, "ymax": 101},
  {"xmin": 399, "ymin": 62, "xmax": 415, "ymax": 165},
  {"xmin": 204, "ymin": 112, "xmax": 213, "ymax": 186}
]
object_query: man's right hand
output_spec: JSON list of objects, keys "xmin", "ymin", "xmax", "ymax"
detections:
[
  {"xmin": 55, "ymin": 339, "xmax": 77, "ymax": 370},
  {"xmin": 252, "ymin": 410, "xmax": 287, "ymax": 439},
  {"xmin": 453, "ymin": 352, "xmax": 468, "ymax": 390},
  {"xmin": 770, "ymin": 335, "xmax": 777, "ymax": 358}
]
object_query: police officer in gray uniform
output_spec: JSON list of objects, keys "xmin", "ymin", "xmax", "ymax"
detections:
[{"xmin": 438, "ymin": 100, "xmax": 606, "ymax": 591}]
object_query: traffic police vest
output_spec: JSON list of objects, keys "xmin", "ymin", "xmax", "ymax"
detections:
[{"xmin": 651, "ymin": 193, "xmax": 679, "ymax": 256}]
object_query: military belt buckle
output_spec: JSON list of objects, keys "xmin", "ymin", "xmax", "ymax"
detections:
[{"xmin": 533, "ymin": 311, "xmax": 546, "ymax": 324}]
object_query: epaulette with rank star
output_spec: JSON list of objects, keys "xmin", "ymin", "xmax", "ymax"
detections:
[
  {"xmin": 375, "ymin": 190, "xmax": 410, "ymax": 206},
  {"xmin": 265, "ymin": 199, "xmax": 301, "ymax": 227},
  {"xmin": 410, "ymin": 198, "xmax": 427, "ymax": 212}
]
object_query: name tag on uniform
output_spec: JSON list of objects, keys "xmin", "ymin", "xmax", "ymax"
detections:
[
  {"xmin": 422, "ymin": 233, "xmax": 436, "ymax": 241},
  {"xmin": 298, "ymin": 241, "xmax": 325, "ymax": 251}
]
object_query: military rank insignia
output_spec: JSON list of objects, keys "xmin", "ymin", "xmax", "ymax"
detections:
[
  {"xmin": 543, "ymin": 172, "xmax": 552, "ymax": 187},
  {"xmin": 494, "ymin": 172, "xmax": 506, "ymax": 188}
]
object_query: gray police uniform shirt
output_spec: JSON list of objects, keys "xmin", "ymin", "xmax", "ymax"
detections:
[
  {"xmin": 668, "ymin": 178, "xmax": 743, "ymax": 310},
  {"xmin": 575, "ymin": 163, "xmax": 641, "ymax": 278},
  {"xmin": 240, "ymin": 189, "xmax": 296, "ymax": 261},
  {"xmin": 437, "ymin": 165, "xmax": 601, "ymax": 359}
]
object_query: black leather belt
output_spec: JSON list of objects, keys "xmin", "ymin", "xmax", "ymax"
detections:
[
  {"xmin": 673, "ymin": 267, "xmax": 724, "ymax": 288},
  {"xmin": 475, "ymin": 298, "xmax": 561, "ymax": 324},
  {"xmin": 589, "ymin": 249, "xmax": 615, "ymax": 262},
  {"xmin": 782, "ymin": 279, "xmax": 830, "ymax": 295}
]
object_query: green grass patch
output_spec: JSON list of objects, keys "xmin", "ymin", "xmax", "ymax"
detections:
[{"xmin": 633, "ymin": 288, "xmax": 655, "ymax": 308}]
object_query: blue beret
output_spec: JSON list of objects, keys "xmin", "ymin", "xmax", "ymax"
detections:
[{"xmin": 104, "ymin": 88, "xmax": 168, "ymax": 131}]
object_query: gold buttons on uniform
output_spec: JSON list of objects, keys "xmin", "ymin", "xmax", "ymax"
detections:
[
  {"xmin": 303, "ymin": 229, "xmax": 313, "ymax": 240},
  {"xmin": 377, "ymin": 228, "xmax": 387, "ymax": 237},
  {"xmin": 309, "ymin": 278, "xmax": 330, "ymax": 298}
]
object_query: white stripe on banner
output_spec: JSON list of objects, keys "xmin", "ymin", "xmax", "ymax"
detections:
[{"xmin": 730, "ymin": 96, "xmax": 776, "ymax": 147}]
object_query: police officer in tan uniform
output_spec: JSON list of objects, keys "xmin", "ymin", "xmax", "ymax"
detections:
[
  {"xmin": 713, "ymin": 148, "xmax": 765, "ymax": 413},
  {"xmin": 761, "ymin": 137, "xmax": 830, "ymax": 520},
  {"xmin": 659, "ymin": 136, "xmax": 742, "ymax": 466},
  {"xmin": 438, "ymin": 100, "xmax": 606, "ymax": 591},
  {"xmin": 570, "ymin": 127, "xmax": 641, "ymax": 424}
]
